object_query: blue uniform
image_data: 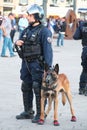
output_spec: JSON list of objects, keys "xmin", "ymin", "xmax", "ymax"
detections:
[
  {"xmin": 73, "ymin": 21, "xmax": 87, "ymax": 95},
  {"xmin": 17, "ymin": 24, "xmax": 53, "ymax": 120}
]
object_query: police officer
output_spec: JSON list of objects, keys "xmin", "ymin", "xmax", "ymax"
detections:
[
  {"xmin": 15, "ymin": 4, "xmax": 53, "ymax": 123},
  {"xmin": 73, "ymin": 19, "xmax": 87, "ymax": 96}
]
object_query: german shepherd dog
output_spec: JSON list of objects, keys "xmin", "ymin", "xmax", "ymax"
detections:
[{"xmin": 38, "ymin": 64, "xmax": 76, "ymax": 126}]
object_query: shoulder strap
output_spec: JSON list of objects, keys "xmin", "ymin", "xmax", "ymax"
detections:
[{"xmin": 33, "ymin": 24, "xmax": 44, "ymax": 35}]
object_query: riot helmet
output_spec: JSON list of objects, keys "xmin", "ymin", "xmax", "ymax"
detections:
[{"xmin": 27, "ymin": 4, "xmax": 44, "ymax": 22}]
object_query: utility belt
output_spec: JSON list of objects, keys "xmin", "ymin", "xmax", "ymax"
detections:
[
  {"xmin": 25, "ymin": 55, "xmax": 41, "ymax": 62},
  {"xmin": 25, "ymin": 55, "xmax": 44, "ymax": 67}
]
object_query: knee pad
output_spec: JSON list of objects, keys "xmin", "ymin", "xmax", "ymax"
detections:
[
  {"xmin": 32, "ymin": 81, "xmax": 41, "ymax": 94},
  {"xmin": 21, "ymin": 82, "xmax": 32, "ymax": 92}
]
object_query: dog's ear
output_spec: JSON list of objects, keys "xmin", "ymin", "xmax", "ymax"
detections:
[
  {"xmin": 54, "ymin": 64, "xmax": 59, "ymax": 74},
  {"xmin": 44, "ymin": 63, "xmax": 49, "ymax": 72}
]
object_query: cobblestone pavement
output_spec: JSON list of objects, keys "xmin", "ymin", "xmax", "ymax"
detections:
[{"xmin": 0, "ymin": 33, "xmax": 87, "ymax": 130}]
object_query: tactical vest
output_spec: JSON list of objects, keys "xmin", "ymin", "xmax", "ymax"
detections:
[
  {"xmin": 22, "ymin": 25, "xmax": 43, "ymax": 61},
  {"xmin": 82, "ymin": 22, "xmax": 87, "ymax": 46}
]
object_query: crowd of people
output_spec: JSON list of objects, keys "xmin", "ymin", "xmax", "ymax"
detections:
[
  {"xmin": 0, "ymin": 3, "xmax": 87, "ymax": 126},
  {"xmin": 46, "ymin": 16, "xmax": 67, "ymax": 46}
]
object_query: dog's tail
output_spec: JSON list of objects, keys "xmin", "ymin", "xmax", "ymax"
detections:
[{"xmin": 61, "ymin": 92, "xmax": 66, "ymax": 105}]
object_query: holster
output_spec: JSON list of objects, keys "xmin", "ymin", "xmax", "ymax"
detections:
[{"xmin": 13, "ymin": 44, "xmax": 23, "ymax": 58}]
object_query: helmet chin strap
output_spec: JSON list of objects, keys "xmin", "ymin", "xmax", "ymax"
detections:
[{"xmin": 29, "ymin": 20, "xmax": 40, "ymax": 26}]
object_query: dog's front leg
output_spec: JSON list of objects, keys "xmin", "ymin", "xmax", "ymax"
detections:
[
  {"xmin": 66, "ymin": 92, "xmax": 76, "ymax": 122},
  {"xmin": 38, "ymin": 91, "xmax": 45, "ymax": 125},
  {"xmin": 40, "ymin": 96, "xmax": 45, "ymax": 120},
  {"xmin": 45, "ymin": 96, "xmax": 52, "ymax": 116},
  {"xmin": 54, "ymin": 93, "xmax": 60, "ymax": 126}
]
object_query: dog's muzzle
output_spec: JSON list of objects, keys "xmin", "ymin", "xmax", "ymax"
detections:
[
  {"xmin": 45, "ymin": 74, "xmax": 53, "ymax": 86},
  {"xmin": 45, "ymin": 73, "xmax": 57, "ymax": 86}
]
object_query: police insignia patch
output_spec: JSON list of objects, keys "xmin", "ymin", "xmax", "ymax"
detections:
[{"xmin": 47, "ymin": 37, "xmax": 52, "ymax": 43}]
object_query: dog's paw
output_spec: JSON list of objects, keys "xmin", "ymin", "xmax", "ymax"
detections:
[
  {"xmin": 38, "ymin": 119, "xmax": 44, "ymax": 125},
  {"xmin": 53, "ymin": 120, "xmax": 60, "ymax": 126},
  {"xmin": 71, "ymin": 116, "xmax": 77, "ymax": 122}
]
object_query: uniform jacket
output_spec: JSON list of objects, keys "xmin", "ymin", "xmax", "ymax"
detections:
[
  {"xmin": 20, "ymin": 24, "xmax": 53, "ymax": 67},
  {"xmin": 73, "ymin": 21, "xmax": 87, "ymax": 47}
]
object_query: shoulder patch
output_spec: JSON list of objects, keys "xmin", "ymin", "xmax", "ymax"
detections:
[{"xmin": 47, "ymin": 37, "xmax": 52, "ymax": 43}]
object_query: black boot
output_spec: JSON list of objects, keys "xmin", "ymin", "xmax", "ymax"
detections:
[
  {"xmin": 79, "ymin": 71, "xmax": 87, "ymax": 95},
  {"xmin": 32, "ymin": 95, "xmax": 41, "ymax": 123},
  {"xmin": 79, "ymin": 82, "xmax": 85, "ymax": 95},
  {"xmin": 79, "ymin": 88, "xmax": 85, "ymax": 95},
  {"xmin": 16, "ymin": 109, "xmax": 34, "ymax": 119},
  {"xmin": 32, "ymin": 82, "xmax": 41, "ymax": 123},
  {"xmin": 16, "ymin": 82, "xmax": 34, "ymax": 119}
]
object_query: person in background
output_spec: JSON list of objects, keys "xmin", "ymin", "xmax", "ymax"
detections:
[
  {"xmin": 18, "ymin": 13, "xmax": 28, "ymax": 38},
  {"xmin": 15, "ymin": 4, "xmax": 53, "ymax": 124},
  {"xmin": 0, "ymin": 13, "xmax": 15, "ymax": 57},
  {"xmin": 73, "ymin": 18, "xmax": 87, "ymax": 96},
  {"xmin": 0, "ymin": 12, "xmax": 3, "ymax": 41},
  {"xmin": 53, "ymin": 18, "xmax": 61, "ymax": 34},
  {"xmin": 10, "ymin": 13, "xmax": 17, "ymax": 43},
  {"xmin": 57, "ymin": 17, "xmax": 66, "ymax": 47},
  {"xmin": 0, "ymin": 17, "xmax": 3, "ymax": 41}
]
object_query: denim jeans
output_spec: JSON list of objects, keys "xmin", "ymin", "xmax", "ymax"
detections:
[
  {"xmin": 0, "ymin": 29, "xmax": 2, "ymax": 41},
  {"xmin": 1, "ymin": 36, "xmax": 14, "ymax": 56},
  {"xmin": 57, "ymin": 33, "xmax": 64, "ymax": 46}
]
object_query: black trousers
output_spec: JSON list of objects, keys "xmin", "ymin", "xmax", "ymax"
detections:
[
  {"xmin": 80, "ymin": 47, "xmax": 87, "ymax": 89},
  {"xmin": 10, "ymin": 30, "xmax": 16, "ymax": 42}
]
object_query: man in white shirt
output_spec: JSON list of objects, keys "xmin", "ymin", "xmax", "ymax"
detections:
[{"xmin": 18, "ymin": 13, "xmax": 28, "ymax": 38}]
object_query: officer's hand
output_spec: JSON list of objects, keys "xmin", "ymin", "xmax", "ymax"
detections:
[{"xmin": 16, "ymin": 40, "xmax": 24, "ymax": 46}]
